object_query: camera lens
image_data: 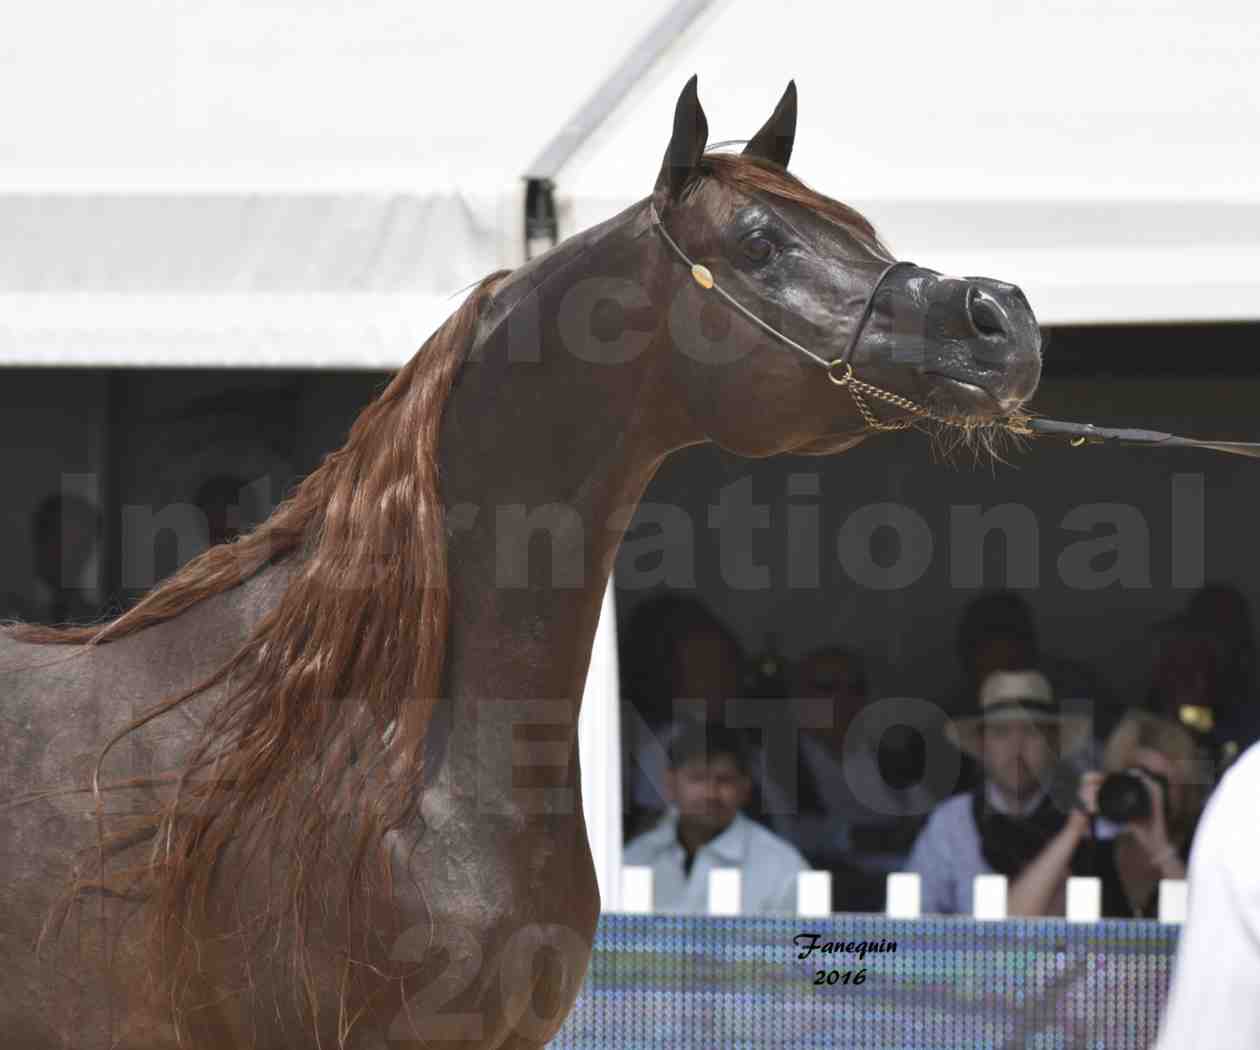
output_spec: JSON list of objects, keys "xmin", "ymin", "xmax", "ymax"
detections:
[{"xmin": 1097, "ymin": 771, "xmax": 1151, "ymax": 824}]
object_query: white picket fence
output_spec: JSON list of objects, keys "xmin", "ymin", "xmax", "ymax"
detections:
[{"xmin": 618, "ymin": 867, "xmax": 1188, "ymax": 923}]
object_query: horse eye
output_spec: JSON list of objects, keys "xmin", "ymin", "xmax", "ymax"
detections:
[{"xmin": 741, "ymin": 233, "xmax": 775, "ymax": 264}]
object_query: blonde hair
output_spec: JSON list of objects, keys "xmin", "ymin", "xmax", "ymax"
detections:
[{"xmin": 1103, "ymin": 710, "xmax": 1213, "ymax": 835}]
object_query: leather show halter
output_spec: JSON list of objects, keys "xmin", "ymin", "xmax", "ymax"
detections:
[
  {"xmin": 649, "ymin": 202, "xmax": 1260, "ymax": 458},
  {"xmin": 650, "ymin": 202, "xmax": 935, "ymax": 432}
]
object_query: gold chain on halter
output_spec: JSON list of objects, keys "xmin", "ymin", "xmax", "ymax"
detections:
[
  {"xmin": 825, "ymin": 361, "xmax": 1034, "ymax": 437},
  {"xmin": 826, "ymin": 361, "xmax": 931, "ymax": 431}
]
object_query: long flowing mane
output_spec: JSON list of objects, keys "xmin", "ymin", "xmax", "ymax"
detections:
[{"xmin": 4, "ymin": 268, "xmax": 509, "ymax": 1041}]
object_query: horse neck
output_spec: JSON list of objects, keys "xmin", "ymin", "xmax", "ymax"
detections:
[{"xmin": 433, "ymin": 205, "xmax": 690, "ymax": 769}]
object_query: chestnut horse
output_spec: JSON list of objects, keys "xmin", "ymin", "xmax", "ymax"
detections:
[{"xmin": 0, "ymin": 78, "xmax": 1041, "ymax": 1049}]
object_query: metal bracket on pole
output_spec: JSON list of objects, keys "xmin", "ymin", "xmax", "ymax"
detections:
[
  {"xmin": 524, "ymin": 178, "xmax": 557, "ymax": 261},
  {"xmin": 521, "ymin": 0, "xmax": 716, "ymax": 257}
]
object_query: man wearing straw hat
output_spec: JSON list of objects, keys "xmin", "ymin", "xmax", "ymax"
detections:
[{"xmin": 907, "ymin": 669, "xmax": 1093, "ymax": 915}]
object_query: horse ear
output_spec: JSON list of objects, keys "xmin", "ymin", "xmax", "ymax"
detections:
[
  {"xmin": 743, "ymin": 80, "xmax": 797, "ymax": 169},
  {"xmin": 654, "ymin": 74, "xmax": 709, "ymax": 205}
]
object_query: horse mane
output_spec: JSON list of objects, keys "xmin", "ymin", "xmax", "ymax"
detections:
[{"xmin": 6, "ymin": 267, "xmax": 510, "ymax": 1045}]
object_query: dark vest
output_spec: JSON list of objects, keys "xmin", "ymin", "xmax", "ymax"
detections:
[{"xmin": 970, "ymin": 785, "xmax": 1070, "ymax": 878}]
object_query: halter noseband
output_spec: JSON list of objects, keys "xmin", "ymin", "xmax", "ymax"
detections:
[{"xmin": 648, "ymin": 202, "xmax": 942, "ymax": 432}]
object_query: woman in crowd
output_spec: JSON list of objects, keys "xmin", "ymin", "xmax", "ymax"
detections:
[{"xmin": 1008, "ymin": 710, "xmax": 1211, "ymax": 918}]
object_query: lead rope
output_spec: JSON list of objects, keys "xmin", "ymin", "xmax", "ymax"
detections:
[{"xmin": 648, "ymin": 203, "xmax": 1031, "ymax": 436}]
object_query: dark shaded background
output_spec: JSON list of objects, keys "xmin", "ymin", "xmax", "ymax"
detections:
[{"xmin": 2, "ymin": 321, "xmax": 1258, "ymax": 712}]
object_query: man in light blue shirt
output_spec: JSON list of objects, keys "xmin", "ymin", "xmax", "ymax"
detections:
[
  {"xmin": 907, "ymin": 776, "xmax": 1045, "ymax": 916},
  {"xmin": 907, "ymin": 670, "xmax": 1093, "ymax": 915},
  {"xmin": 624, "ymin": 721, "xmax": 810, "ymax": 915}
]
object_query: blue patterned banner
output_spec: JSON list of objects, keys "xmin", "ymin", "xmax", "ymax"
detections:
[{"xmin": 552, "ymin": 913, "xmax": 1177, "ymax": 1049}]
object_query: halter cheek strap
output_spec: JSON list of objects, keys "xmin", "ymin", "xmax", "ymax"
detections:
[{"xmin": 650, "ymin": 201, "xmax": 839, "ymax": 369}]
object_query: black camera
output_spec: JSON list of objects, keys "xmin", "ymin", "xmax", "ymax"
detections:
[{"xmin": 1096, "ymin": 768, "xmax": 1169, "ymax": 824}]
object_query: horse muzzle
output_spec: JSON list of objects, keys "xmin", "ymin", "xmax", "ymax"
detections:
[{"xmin": 870, "ymin": 268, "xmax": 1044, "ymax": 415}]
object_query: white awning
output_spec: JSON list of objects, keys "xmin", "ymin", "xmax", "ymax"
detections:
[
  {"xmin": 554, "ymin": 0, "xmax": 1260, "ymax": 326},
  {"xmin": 9, "ymin": 1, "xmax": 1258, "ymax": 370},
  {"xmin": 1, "ymin": 0, "xmax": 677, "ymax": 367}
]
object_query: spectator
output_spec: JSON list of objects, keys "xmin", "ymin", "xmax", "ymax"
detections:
[
  {"xmin": 15, "ymin": 492, "xmax": 104, "ymax": 626},
  {"xmin": 755, "ymin": 646, "xmax": 865, "ymax": 867},
  {"xmin": 194, "ymin": 473, "xmax": 249, "ymax": 548},
  {"xmin": 743, "ymin": 631, "xmax": 789, "ymax": 701},
  {"xmin": 945, "ymin": 590, "xmax": 1040, "ymax": 717},
  {"xmin": 1143, "ymin": 610, "xmax": 1252, "ymax": 775},
  {"xmin": 154, "ymin": 473, "xmax": 253, "ymax": 584},
  {"xmin": 906, "ymin": 669, "xmax": 1093, "ymax": 915},
  {"xmin": 1183, "ymin": 583, "xmax": 1260, "ymax": 766},
  {"xmin": 1146, "ymin": 614, "xmax": 1223, "ymax": 721},
  {"xmin": 1007, "ymin": 710, "xmax": 1210, "ymax": 918},
  {"xmin": 617, "ymin": 592, "xmax": 747, "ymax": 839},
  {"xmin": 623, "ymin": 721, "xmax": 810, "ymax": 915},
  {"xmin": 1186, "ymin": 583, "xmax": 1256, "ymax": 694},
  {"xmin": 940, "ymin": 591, "xmax": 1041, "ymax": 795},
  {"xmin": 756, "ymin": 645, "xmax": 934, "ymax": 912}
]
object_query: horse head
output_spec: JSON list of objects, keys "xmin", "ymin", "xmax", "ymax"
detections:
[{"xmin": 649, "ymin": 76, "xmax": 1043, "ymax": 457}]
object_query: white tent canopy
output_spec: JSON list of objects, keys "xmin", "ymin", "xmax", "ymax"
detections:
[
  {"xmin": 1, "ymin": 0, "xmax": 681, "ymax": 368},
  {"xmin": 556, "ymin": 0, "xmax": 1260, "ymax": 326},
  {"xmin": 6, "ymin": 0, "xmax": 1259, "ymax": 369}
]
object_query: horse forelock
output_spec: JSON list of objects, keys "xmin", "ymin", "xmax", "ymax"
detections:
[{"xmin": 699, "ymin": 151, "xmax": 890, "ymax": 258}]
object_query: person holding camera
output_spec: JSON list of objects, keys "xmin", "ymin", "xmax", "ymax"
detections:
[
  {"xmin": 1007, "ymin": 710, "xmax": 1208, "ymax": 918},
  {"xmin": 908, "ymin": 669, "xmax": 1096, "ymax": 915}
]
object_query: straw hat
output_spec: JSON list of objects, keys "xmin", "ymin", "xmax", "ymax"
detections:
[{"xmin": 946, "ymin": 669, "xmax": 1092, "ymax": 759}]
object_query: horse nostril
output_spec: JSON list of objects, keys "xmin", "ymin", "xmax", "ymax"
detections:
[{"xmin": 966, "ymin": 286, "xmax": 1010, "ymax": 339}]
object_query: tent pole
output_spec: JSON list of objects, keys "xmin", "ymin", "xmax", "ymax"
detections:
[{"xmin": 523, "ymin": 0, "xmax": 715, "ymax": 183}]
